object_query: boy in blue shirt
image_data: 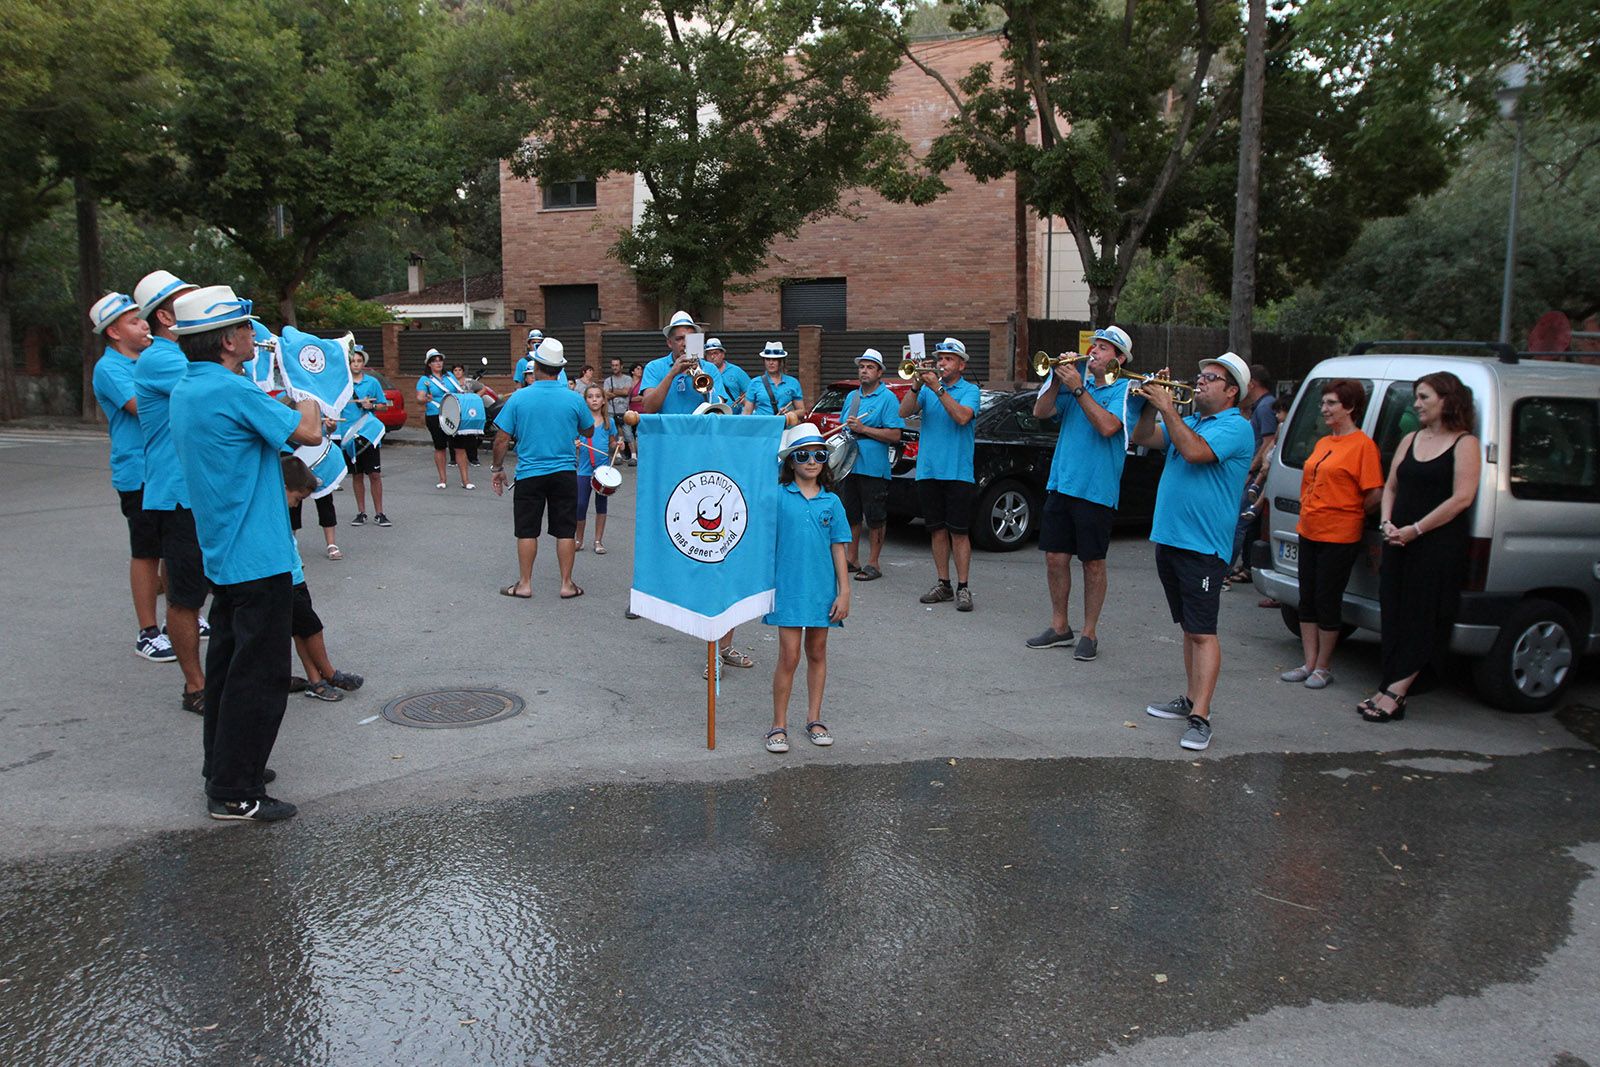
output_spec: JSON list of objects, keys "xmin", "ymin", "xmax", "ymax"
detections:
[
  {"xmin": 342, "ymin": 345, "xmax": 391, "ymax": 527},
  {"xmin": 898, "ymin": 337, "xmax": 981, "ymax": 611},
  {"xmin": 89, "ymin": 291, "xmax": 172, "ymax": 663},
  {"xmin": 836, "ymin": 348, "xmax": 904, "ymax": 581}
]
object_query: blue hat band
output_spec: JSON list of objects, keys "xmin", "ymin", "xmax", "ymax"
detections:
[
  {"xmin": 174, "ymin": 298, "xmax": 253, "ymax": 332},
  {"xmin": 96, "ymin": 294, "xmax": 138, "ymax": 328},
  {"xmin": 785, "ymin": 434, "xmax": 825, "ymax": 451},
  {"xmin": 144, "ymin": 279, "xmax": 190, "ymax": 312}
]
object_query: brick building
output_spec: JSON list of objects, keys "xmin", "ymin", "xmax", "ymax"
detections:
[{"xmin": 499, "ymin": 34, "xmax": 1089, "ymax": 364}]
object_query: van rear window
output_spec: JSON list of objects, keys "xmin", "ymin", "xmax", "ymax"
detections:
[{"xmin": 1511, "ymin": 398, "xmax": 1600, "ymax": 502}]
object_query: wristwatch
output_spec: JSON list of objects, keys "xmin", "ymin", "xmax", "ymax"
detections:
[
  {"xmin": 490, "ymin": 465, "xmax": 505, "ymax": 473},
  {"xmin": 936, "ymin": 385, "xmax": 947, "ymax": 396},
  {"xmin": 1070, "ymin": 386, "xmax": 1085, "ymax": 399}
]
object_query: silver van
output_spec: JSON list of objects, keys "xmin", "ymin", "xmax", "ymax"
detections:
[{"xmin": 1250, "ymin": 342, "xmax": 1600, "ymax": 713}]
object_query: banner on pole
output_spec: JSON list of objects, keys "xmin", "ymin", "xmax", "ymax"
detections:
[
  {"xmin": 275, "ymin": 325, "xmax": 354, "ymax": 418},
  {"xmin": 630, "ymin": 414, "xmax": 784, "ymax": 640}
]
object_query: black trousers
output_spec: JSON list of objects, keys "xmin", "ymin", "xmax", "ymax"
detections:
[
  {"xmin": 1296, "ymin": 538, "xmax": 1361, "ymax": 631},
  {"xmin": 202, "ymin": 574, "xmax": 293, "ymax": 801}
]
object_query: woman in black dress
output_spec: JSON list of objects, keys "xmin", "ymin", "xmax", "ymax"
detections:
[{"xmin": 1360, "ymin": 371, "xmax": 1481, "ymax": 722}]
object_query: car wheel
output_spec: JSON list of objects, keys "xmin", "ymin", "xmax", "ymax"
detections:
[
  {"xmin": 1471, "ymin": 598, "xmax": 1578, "ymax": 714},
  {"xmin": 971, "ymin": 479, "xmax": 1035, "ymax": 551}
]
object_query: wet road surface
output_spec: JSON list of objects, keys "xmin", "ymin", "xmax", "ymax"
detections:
[{"xmin": 3, "ymin": 748, "xmax": 1597, "ymax": 1065}]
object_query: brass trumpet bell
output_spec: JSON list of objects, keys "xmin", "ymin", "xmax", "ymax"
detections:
[
  {"xmin": 687, "ymin": 360, "xmax": 714, "ymax": 392},
  {"xmin": 898, "ymin": 359, "xmax": 938, "ymax": 380},
  {"xmin": 1031, "ymin": 351, "xmax": 1092, "ymax": 378},
  {"xmin": 1107, "ymin": 367, "xmax": 1195, "ymax": 402}
]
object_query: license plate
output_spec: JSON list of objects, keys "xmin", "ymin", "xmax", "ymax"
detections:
[{"xmin": 1278, "ymin": 541, "xmax": 1298, "ymax": 563}]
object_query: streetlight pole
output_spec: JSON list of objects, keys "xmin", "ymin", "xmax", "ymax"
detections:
[{"xmin": 1496, "ymin": 63, "xmax": 1530, "ymax": 347}]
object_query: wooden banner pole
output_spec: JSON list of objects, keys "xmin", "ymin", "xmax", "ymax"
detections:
[{"xmin": 706, "ymin": 640, "xmax": 717, "ymax": 749}]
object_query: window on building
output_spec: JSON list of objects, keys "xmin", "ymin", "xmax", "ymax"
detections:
[
  {"xmin": 781, "ymin": 278, "xmax": 846, "ymax": 331},
  {"xmin": 541, "ymin": 178, "xmax": 597, "ymax": 210}
]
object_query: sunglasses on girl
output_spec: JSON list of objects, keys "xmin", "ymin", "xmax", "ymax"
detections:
[{"xmin": 789, "ymin": 449, "xmax": 828, "ymax": 464}]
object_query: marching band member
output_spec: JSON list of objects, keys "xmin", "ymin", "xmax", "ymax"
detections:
[
  {"xmin": 513, "ymin": 329, "xmax": 543, "ymax": 382},
  {"xmin": 702, "ymin": 338, "xmax": 750, "ymax": 411},
  {"xmin": 898, "ymin": 337, "xmax": 980, "ymax": 612},
  {"xmin": 574, "ymin": 383, "xmax": 620, "ymax": 554},
  {"xmin": 450, "ymin": 363, "xmax": 483, "ymax": 468},
  {"xmin": 131, "ymin": 270, "xmax": 210, "ymax": 713},
  {"xmin": 490, "ymin": 338, "xmax": 592, "ymax": 600},
  {"xmin": 640, "ymin": 310, "xmax": 729, "ymax": 415},
  {"xmin": 167, "ymin": 285, "xmax": 322, "ymax": 822},
  {"xmin": 416, "ymin": 349, "xmax": 473, "ymax": 490},
  {"xmin": 837, "ymin": 348, "xmax": 903, "ymax": 582},
  {"xmin": 1026, "ymin": 326, "xmax": 1143, "ymax": 661},
  {"xmin": 343, "ymin": 345, "xmax": 391, "ymax": 528},
  {"xmin": 89, "ymin": 292, "xmax": 172, "ymax": 663},
  {"xmin": 1131, "ymin": 352, "xmax": 1255, "ymax": 752},
  {"xmin": 742, "ymin": 341, "xmax": 804, "ymax": 417}
]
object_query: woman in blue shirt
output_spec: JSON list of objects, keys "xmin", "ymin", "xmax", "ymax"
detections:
[
  {"xmin": 415, "ymin": 349, "xmax": 472, "ymax": 490},
  {"xmin": 763, "ymin": 424, "xmax": 852, "ymax": 754}
]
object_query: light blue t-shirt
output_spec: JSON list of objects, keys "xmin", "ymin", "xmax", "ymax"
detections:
[
  {"xmin": 717, "ymin": 362, "xmax": 753, "ymax": 407},
  {"xmin": 913, "ymin": 377, "xmax": 981, "ymax": 483},
  {"xmin": 415, "ymin": 372, "xmax": 461, "ymax": 415},
  {"xmin": 170, "ymin": 362, "xmax": 303, "ymax": 586},
  {"xmin": 1149, "ymin": 408, "xmax": 1257, "ymax": 561},
  {"xmin": 340, "ymin": 376, "xmax": 387, "ymax": 428},
  {"xmin": 133, "ymin": 337, "xmax": 192, "ymax": 510},
  {"xmin": 92, "ymin": 348, "xmax": 145, "ymax": 492},
  {"xmin": 576, "ymin": 419, "xmax": 614, "ymax": 477},
  {"xmin": 840, "ymin": 385, "xmax": 905, "ymax": 480},
  {"xmin": 747, "ymin": 373, "xmax": 804, "ymax": 416},
  {"xmin": 515, "ymin": 355, "xmax": 568, "ymax": 388},
  {"xmin": 764, "ymin": 482, "xmax": 852, "ymax": 629},
  {"xmin": 496, "ymin": 380, "xmax": 592, "ymax": 478},
  {"xmin": 641, "ymin": 354, "xmax": 729, "ymax": 414},
  {"xmin": 1046, "ymin": 378, "xmax": 1146, "ymax": 509}
]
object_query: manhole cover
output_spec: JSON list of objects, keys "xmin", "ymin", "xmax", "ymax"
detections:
[{"xmin": 382, "ymin": 688, "xmax": 525, "ymax": 729}]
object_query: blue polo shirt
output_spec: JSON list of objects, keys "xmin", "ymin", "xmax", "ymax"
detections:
[
  {"xmin": 764, "ymin": 482, "xmax": 851, "ymax": 628},
  {"xmin": 416, "ymin": 372, "xmax": 461, "ymax": 415},
  {"xmin": 170, "ymin": 362, "xmax": 303, "ymax": 586},
  {"xmin": 496, "ymin": 379, "xmax": 592, "ymax": 478},
  {"xmin": 341, "ymin": 376, "xmax": 387, "ymax": 427},
  {"xmin": 1046, "ymin": 378, "xmax": 1145, "ymax": 508},
  {"xmin": 716, "ymin": 361, "xmax": 752, "ymax": 407},
  {"xmin": 913, "ymin": 377, "xmax": 981, "ymax": 482},
  {"xmin": 1149, "ymin": 407, "xmax": 1256, "ymax": 561},
  {"xmin": 515, "ymin": 356, "xmax": 567, "ymax": 388},
  {"xmin": 747, "ymin": 373, "xmax": 804, "ymax": 416},
  {"xmin": 92, "ymin": 348, "xmax": 145, "ymax": 491},
  {"xmin": 133, "ymin": 337, "xmax": 192, "ymax": 510},
  {"xmin": 641, "ymin": 354, "xmax": 728, "ymax": 414},
  {"xmin": 840, "ymin": 384, "xmax": 905, "ymax": 479},
  {"xmin": 577, "ymin": 419, "xmax": 614, "ymax": 477}
]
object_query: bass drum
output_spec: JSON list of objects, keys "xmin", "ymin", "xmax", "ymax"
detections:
[{"xmin": 439, "ymin": 393, "xmax": 487, "ymax": 436}]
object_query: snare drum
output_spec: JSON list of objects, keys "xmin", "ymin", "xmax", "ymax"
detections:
[
  {"xmin": 438, "ymin": 393, "xmax": 487, "ymax": 436},
  {"xmin": 590, "ymin": 464, "xmax": 622, "ymax": 496},
  {"xmin": 339, "ymin": 412, "xmax": 386, "ymax": 458},
  {"xmin": 293, "ymin": 437, "xmax": 349, "ymax": 499}
]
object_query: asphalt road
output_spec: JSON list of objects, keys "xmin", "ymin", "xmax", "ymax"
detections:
[{"xmin": 1, "ymin": 422, "xmax": 1596, "ymax": 1065}]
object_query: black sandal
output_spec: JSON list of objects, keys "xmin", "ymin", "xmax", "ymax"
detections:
[{"xmin": 1359, "ymin": 688, "xmax": 1406, "ymax": 723}]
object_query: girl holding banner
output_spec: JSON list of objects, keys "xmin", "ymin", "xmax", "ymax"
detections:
[{"xmin": 763, "ymin": 423, "xmax": 852, "ymax": 754}]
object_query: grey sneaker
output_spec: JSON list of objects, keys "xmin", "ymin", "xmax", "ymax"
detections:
[
  {"xmin": 919, "ymin": 583, "xmax": 954, "ymax": 604},
  {"xmin": 1304, "ymin": 668, "xmax": 1333, "ymax": 690},
  {"xmin": 1025, "ymin": 626, "xmax": 1075, "ymax": 649},
  {"xmin": 1073, "ymin": 635, "xmax": 1098, "ymax": 661},
  {"xmin": 374, "ymin": 513, "xmax": 393, "ymax": 527},
  {"xmin": 1146, "ymin": 694, "xmax": 1193, "ymax": 720},
  {"xmin": 955, "ymin": 587, "xmax": 974, "ymax": 612},
  {"xmin": 1279, "ymin": 665, "xmax": 1312, "ymax": 682},
  {"xmin": 1180, "ymin": 714, "xmax": 1212, "ymax": 750},
  {"xmin": 350, "ymin": 512, "xmax": 367, "ymax": 527}
]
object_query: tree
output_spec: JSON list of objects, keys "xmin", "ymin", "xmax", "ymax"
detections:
[
  {"xmin": 1228, "ymin": 0, "xmax": 1267, "ymax": 357},
  {"xmin": 127, "ymin": 0, "xmax": 460, "ymax": 325},
  {"xmin": 441, "ymin": 0, "xmax": 938, "ymax": 318}
]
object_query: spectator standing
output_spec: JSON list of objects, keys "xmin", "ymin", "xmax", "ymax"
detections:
[{"xmin": 603, "ymin": 357, "xmax": 637, "ymax": 464}]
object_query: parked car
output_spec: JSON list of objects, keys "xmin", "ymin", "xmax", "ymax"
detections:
[
  {"xmin": 807, "ymin": 378, "xmax": 916, "ymax": 438},
  {"xmin": 365, "ymin": 369, "xmax": 408, "ymax": 432},
  {"xmin": 1249, "ymin": 341, "xmax": 1600, "ymax": 713}
]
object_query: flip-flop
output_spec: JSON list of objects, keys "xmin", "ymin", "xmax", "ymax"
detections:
[
  {"xmin": 499, "ymin": 585, "xmax": 532, "ymax": 599},
  {"xmin": 854, "ymin": 564, "xmax": 882, "ymax": 581},
  {"xmin": 561, "ymin": 586, "xmax": 585, "ymax": 599}
]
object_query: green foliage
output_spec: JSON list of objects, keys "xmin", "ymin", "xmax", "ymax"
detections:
[
  {"xmin": 1118, "ymin": 248, "xmax": 1231, "ymax": 329},
  {"xmin": 295, "ymin": 283, "xmax": 396, "ymax": 331}
]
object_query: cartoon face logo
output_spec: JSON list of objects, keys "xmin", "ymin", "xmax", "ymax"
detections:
[
  {"xmin": 297, "ymin": 343, "xmax": 326, "ymax": 375},
  {"xmin": 665, "ymin": 470, "xmax": 748, "ymax": 563}
]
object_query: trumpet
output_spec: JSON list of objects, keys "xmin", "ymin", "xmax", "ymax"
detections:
[
  {"xmin": 898, "ymin": 359, "xmax": 939, "ymax": 380},
  {"xmin": 1107, "ymin": 367, "xmax": 1195, "ymax": 402},
  {"xmin": 1031, "ymin": 351, "xmax": 1092, "ymax": 378},
  {"xmin": 687, "ymin": 359, "xmax": 714, "ymax": 392}
]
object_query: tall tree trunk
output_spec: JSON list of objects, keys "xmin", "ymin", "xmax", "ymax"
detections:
[
  {"xmin": 75, "ymin": 177, "xmax": 103, "ymax": 420},
  {"xmin": 277, "ymin": 286, "xmax": 298, "ymax": 328},
  {"xmin": 0, "ymin": 264, "xmax": 18, "ymax": 421},
  {"xmin": 1012, "ymin": 63, "xmax": 1029, "ymax": 381},
  {"xmin": 1229, "ymin": 0, "xmax": 1267, "ymax": 359},
  {"xmin": 1087, "ymin": 283, "xmax": 1117, "ymax": 329}
]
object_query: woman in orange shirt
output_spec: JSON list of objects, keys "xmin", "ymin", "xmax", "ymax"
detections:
[{"xmin": 1280, "ymin": 379, "xmax": 1383, "ymax": 689}]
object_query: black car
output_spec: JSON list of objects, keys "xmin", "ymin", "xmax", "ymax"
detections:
[{"xmin": 886, "ymin": 388, "xmax": 1164, "ymax": 551}]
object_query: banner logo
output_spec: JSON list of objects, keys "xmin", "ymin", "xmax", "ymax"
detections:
[
  {"xmin": 297, "ymin": 343, "xmax": 326, "ymax": 374},
  {"xmin": 666, "ymin": 471, "xmax": 747, "ymax": 563}
]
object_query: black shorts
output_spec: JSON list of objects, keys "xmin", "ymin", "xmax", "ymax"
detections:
[
  {"xmin": 1155, "ymin": 544, "xmax": 1227, "ymax": 635},
  {"xmin": 839, "ymin": 474, "xmax": 889, "ymax": 529},
  {"xmin": 155, "ymin": 506, "xmax": 210, "ymax": 610},
  {"xmin": 290, "ymin": 582, "xmax": 324, "ymax": 639},
  {"xmin": 425, "ymin": 414, "xmax": 463, "ymax": 452},
  {"xmin": 351, "ymin": 444, "xmax": 381, "ymax": 475},
  {"xmin": 916, "ymin": 478, "xmax": 975, "ymax": 534},
  {"xmin": 118, "ymin": 488, "xmax": 161, "ymax": 560},
  {"xmin": 1039, "ymin": 492, "xmax": 1114, "ymax": 561},
  {"xmin": 513, "ymin": 471, "xmax": 578, "ymax": 540}
]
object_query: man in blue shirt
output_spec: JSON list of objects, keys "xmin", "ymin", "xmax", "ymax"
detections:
[
  {"xmin": 703, "ymin": 338, "xmax": 751, "ymax": 410},
  {"xmin": 1026, "ymin": 325, "xmax": 1145, "ymax": 661},
  {"xmin": 742, "ymin": 341, "xmax": 805, "ymax": 417},
  {"xmin": 89, "ymin": 292, "xmax": 172, "ymax": 663},
  {"xmin": 1130, "ymin": 351, "xmax": 1256, "ymax": 753},
  {"xmin": 131, "ymin": 269, "xmax": 209, "ymax": 713},
  {"xmin": 490, "ymin": 337, "xmax": 593, "ymax": 600},
  {"xmin": 898, "ymin": 337, "xmax": 981, "ymax": 611},
  {"xmin": 168, "ymin": 285, "xmax": 322, "ymax": 822},
  {"xmin": 836, "ymin": 348, "xmax": 904, "ymax": 581},
  {"xmin": 641, "ymin": 310, "xmax": 728, "ymax": 415}
]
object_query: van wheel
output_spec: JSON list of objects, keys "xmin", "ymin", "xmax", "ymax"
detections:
[
  {"xmin": 971, "ymin": 479, "xmax": 1035, "ymax": 552},
  {"xmin": 1472, "ymin": 599, "xmax": 1578, "ymax": 713}
]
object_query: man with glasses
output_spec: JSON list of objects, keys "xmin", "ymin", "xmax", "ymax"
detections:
[
  {"xmin": 1026, "ymin": 325, "xmax": 1143, "ymax": 660},
  {"xmin": 642, "ymin": 310, "xmax": 729, "ymax": 415},
  {"xmin": 899, "ymin": 337, "xmax": 981, "ymax": 611},
  {"xmin": 168, "ymin": 285, "xmax": 323, "ymax": 821},
  {"xmin": 1130, "ymin": 352, "xmax": 1255, "ymax": 751}
]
